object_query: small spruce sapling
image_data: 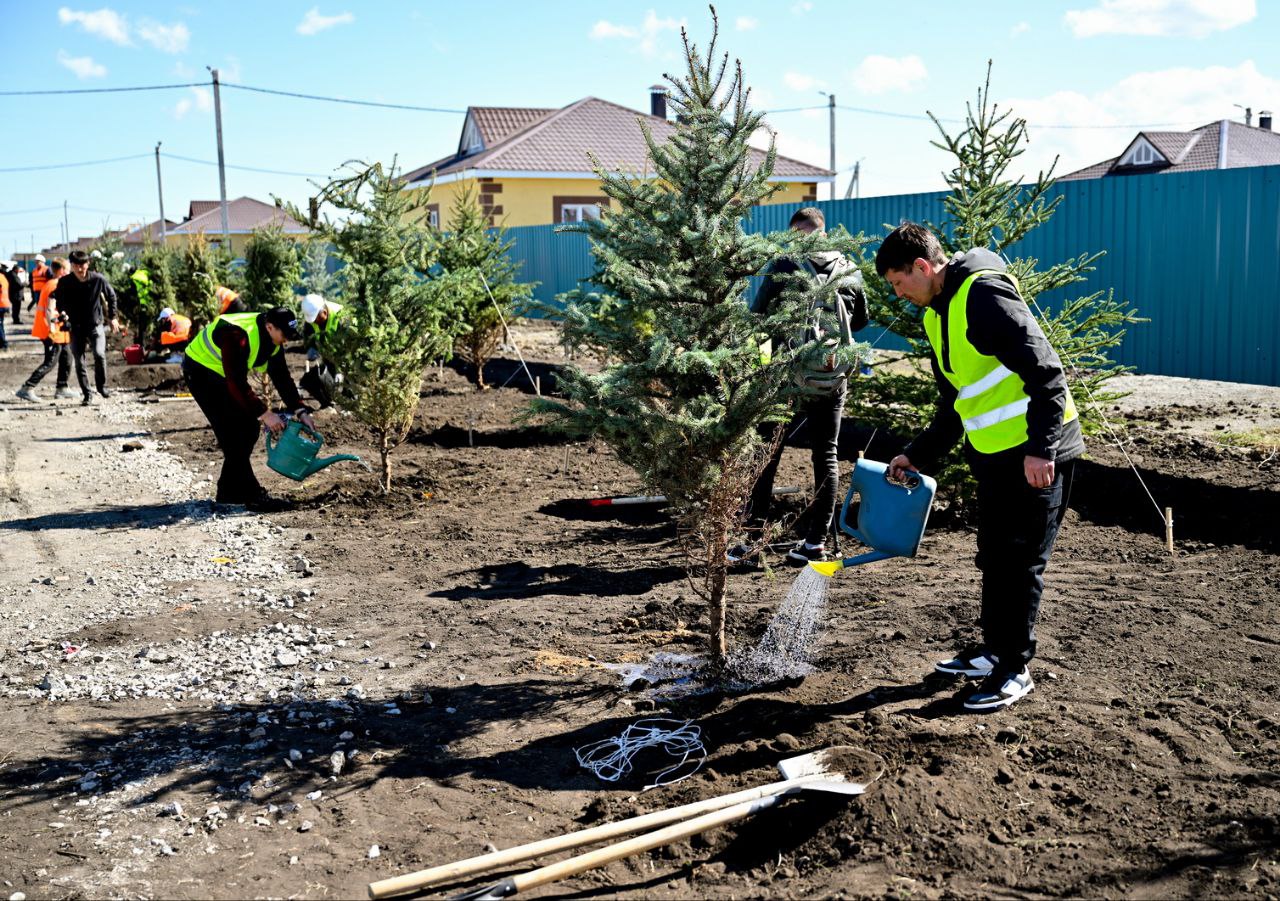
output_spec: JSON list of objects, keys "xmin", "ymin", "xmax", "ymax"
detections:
[
  {"xmin": 292, "ymin": 161, "xmax": 468, "ymax": 492},
  {"xmin": 436, "ymin": 187, "xmax": 535, "ymax": 388},
  {"xmin": 534, "ymin": 12, "xmax": 866, "ymax": 664}
]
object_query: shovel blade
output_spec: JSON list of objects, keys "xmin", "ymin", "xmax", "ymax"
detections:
[{"xmin": 777, "ymin": 745, "xmax": 877, "ymax": 796}]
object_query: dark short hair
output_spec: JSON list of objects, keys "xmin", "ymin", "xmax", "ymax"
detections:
[
  {"xmin": 51, "ymin": 259, "xmax": 67, "ymax": 272},
  {"xmin": 875, "ymin": 222, "xmax": 947, "ymax": 276},
  {"xmin": 789, "ymin": 206, "xmax": 825, "ymax": 231},
  {"xmin": 264, "ymin": 306, "xmax": 300, "ymax": 339},
  {"xmin": 68, "ymin": 250, "xmax": 90, "ymax": 265}
]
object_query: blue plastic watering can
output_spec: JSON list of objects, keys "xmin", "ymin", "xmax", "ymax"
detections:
[
  {"xmin": 809, "ymin": 458, "xmax": 937, "ymax": 577},
  {"xmin": 265, "ymin": 419, "xmax": 365, "ymax": 482}
]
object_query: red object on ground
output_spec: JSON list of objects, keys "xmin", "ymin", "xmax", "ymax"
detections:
[{"xmin": 122, "ymin": 344, "xmax": 145, "ymax": 364}]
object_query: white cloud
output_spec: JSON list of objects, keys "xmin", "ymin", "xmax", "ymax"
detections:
[
  {"xmin": 296, "ymin": 7, "xmax": 355, "ymax": 36},
  {"xmin": 589, "ymin": 10, "xmax": 684, "ymax": 57},
  {"xmin": 56, "ymin": 49, "xmax": 106, "ymax": 78},
  {"xmin": 1010, "ymin": 21, "xmax": 1031, "ymax": 37},
  {"xmin": 137, "ymin": 19, "xmax": 189, "ymax": 53},
  {"xmin": 783, "ymin": 71, "xmax": 823, "ymax": 92},
  {"xmin": 851, "ymin": 55, "xmax": 928, "ymax": 95},
  {"xmin": 1003, "ymin": 60, "xmax": 1280, "ymax": 179},
  {"xmin": 791, "ymin": 1, "xmax": 813, "ymax": 13},
  {"xmin": 590, "ymin": 20, "xmax": 636, "ymax": 39},
  {"xmin": 1064, "ymin": 0, "xmax": 1255, "ymax": 38},
  {"xmin": 172, "ymin": 60, "xmax": 194, "ymax": 77},
  {"xmin": 57, "ymin": 7, "xmax": 130, "ymax": 45},
  {"xmin": 752, "ymin": 125, "xmax": 828, "ymax": 174},
  {"xmin": 174, "ymin": 85, "xmax": 212, "ymax": 119},
  {"xmin": 735, "ymin": 16, "xmax": 758, "ymax": 31}
]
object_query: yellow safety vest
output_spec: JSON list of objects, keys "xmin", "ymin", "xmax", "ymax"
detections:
[
  {"xmin": 923, "ymin": 270, "xmax": 1078, "ymax": 454},
  {"xmin": 184, "ymin": 312, "xmax": 277, "ymax": 377}
]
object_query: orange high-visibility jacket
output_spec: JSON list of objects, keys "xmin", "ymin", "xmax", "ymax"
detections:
[
  {"xmin": 31, "ymin": 263, "xmax": 49, "ymax": 296},
  {"xmin": 215, "ymin": 286, "xmax": 239, "ymax": 314},
  {"xmin": 33, "ymin": 277, "xmax": 69, "ymax": 343},
  {"xmin": 160, "ymin": 313, "xmax": 192, "ymax": 345},
  {"xmin": 0, "ymin": 276, "xmax": 9, "ymax": 311}
]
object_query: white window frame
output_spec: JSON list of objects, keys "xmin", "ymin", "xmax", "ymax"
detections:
[
  {"xmin": 427, "ymin": 208, "xmax": 440, "ymax": 228},
  {"xmin": 1118, "ymin": 136, "xmax": 1165, "ymax": 168},
  {"xmin": 559, "ymin": 203, "xmax": 601, "ymax": 224}
]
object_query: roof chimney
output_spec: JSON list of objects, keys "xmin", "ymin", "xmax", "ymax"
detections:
[
  {"xmin": 649, "ymin": 85, "xmax": 668, "ymax": 120},
  {"xmin": 1261, "ymin": 110, "xmax": 1273, "ymax": 131}
]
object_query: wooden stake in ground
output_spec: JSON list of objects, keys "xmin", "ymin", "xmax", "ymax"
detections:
[{"xmin": 1165, "ymin": 506, "xmax": 1175, "ymax": 556}]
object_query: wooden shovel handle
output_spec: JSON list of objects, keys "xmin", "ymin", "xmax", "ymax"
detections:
[
  {"xmin": 367, "ymin": 776, "xmax": 814, "ymax": 899},
  {"xmin": 503, "ymin": 793, "xmax": 786, "ymax": 896}
]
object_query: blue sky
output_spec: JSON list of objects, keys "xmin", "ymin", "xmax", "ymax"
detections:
[{"xmin": 2, "ymin": 0, "xmax": 1276, "ymax": 255}]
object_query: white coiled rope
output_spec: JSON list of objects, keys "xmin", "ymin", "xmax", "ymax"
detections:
[{"xmin": 574, "ymin": 718, "xmax": 707, "ymax": 791}]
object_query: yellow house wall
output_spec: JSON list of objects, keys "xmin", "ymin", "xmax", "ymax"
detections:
[{"xmin": 410, "ymin": 177, "xmax": 820, "ymax": 230}]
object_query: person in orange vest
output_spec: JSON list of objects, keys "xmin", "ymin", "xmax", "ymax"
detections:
[
  {"xmin": 29, "ymin": 255, "xmax": 50, "ymax": 310},
  {"xmin": 153, "ymin": 307, "xmax": 193, "ymax": 361},
  {"xmin": 17, "ymin": 259, "xmax": 73, "ymax": 402},
  {"xmin": 216, "ymin": 285, "xmax": 246, "ymax": 315},
  {"xmin": 0, "ymin": 262, "xmax": 10, "ymax": 350}
]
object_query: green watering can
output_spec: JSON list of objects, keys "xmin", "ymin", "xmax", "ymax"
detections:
[{"xmin": 265, "ymin": 419, "xmax": 365, "ymax": 481}]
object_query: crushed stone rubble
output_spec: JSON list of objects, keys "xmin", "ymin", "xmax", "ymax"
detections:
[{"xmin": 0, "ymin": 395, "xmax": 350, "ymax": 705}]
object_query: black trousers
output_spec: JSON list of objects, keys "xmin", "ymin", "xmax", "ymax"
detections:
[
  {"xmin": 69, "ymin": 324, "xmax": 108, "ymax": 397},
  {"xmin": 23, "ymin": 338, "xmax": 71, "ymax": 389},
  {"xmin": 972, "ymin": 455, "xmax": 1076, "ymax": 671},
  {"xmin": 183, "ymin": 359, "xmax": 265, "ymax": 504},
  {"xmin": 748, "ymin": 385, "xmax": 845, "ymax": 546}
]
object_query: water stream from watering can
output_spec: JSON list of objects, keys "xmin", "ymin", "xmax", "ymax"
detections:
[{"xmin": 609, "ymin": 566, "xmax": 832, "ymax": 699}]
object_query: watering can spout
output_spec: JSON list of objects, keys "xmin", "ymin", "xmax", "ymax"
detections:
[
  {"xmin": 266, "ymin": 420, "xmax": 367, "ymax": 482},
  {"xmin": 303, "ymin": 453, "xmax": 365, "ymax": 478}
]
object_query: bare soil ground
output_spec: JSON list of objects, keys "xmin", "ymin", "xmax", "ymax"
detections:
[{"xmin": 0, "ymin": 326, "xmax": 1277, "ymax": 900}]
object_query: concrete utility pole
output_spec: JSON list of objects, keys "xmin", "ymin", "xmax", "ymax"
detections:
[
  {"xmin": 828, "ymin": 93, "xmax": 836, "ymax": 200},
  {"xmin": 155, "ymin": 142, "xmax": 167, "ymax": 242},
  {"xmin": 62, "ymin": 201, "xmax": 70, "ymax": 254},
  {"xmin": 209, "ymin": 68, "xmax": 230, "ymax": 243}
]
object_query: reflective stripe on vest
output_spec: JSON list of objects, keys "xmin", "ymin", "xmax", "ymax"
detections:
[
  {"xmin": 185, "ymin": 312, "xmax": 274, "ymax": 377},
  {"xmin": 923, "ymin": 270, "xmax": 1077, "ymax": 454}
]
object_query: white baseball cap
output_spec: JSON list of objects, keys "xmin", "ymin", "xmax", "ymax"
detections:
[
  {"xmin": 35, "ymin": 254, "xmax": 46, "ymax": 262},
  {"xmin": 157, "ymin": 307, "xmax": 175, "ymax": 321},
  {"xmin": 300, "ymin": 293, "xmax": 327, "ymax": 323}
]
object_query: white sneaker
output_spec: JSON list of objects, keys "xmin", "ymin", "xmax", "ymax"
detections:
[
  {"xmin": 15, "ymin": 387, "xmax": 41, "ymax": 403},
  {"xmin": 963, "ymin": 667, "xmax": 1034, "ymax": 712},
  {"xmin": 934, "ymin": 649, "xmax": 998, "ymax": 678}
]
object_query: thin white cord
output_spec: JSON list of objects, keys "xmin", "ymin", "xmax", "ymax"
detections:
[
  {"xmin": 575, "ymin": 718, "xmax": 707, "ymax": 791},
  {"xmin": 478, "ymin": 272, "xmax": 539, "ymax": 391}
]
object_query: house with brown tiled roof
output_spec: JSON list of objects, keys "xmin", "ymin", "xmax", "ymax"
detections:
[
  {"xmin": 166, "ymin": 196, "xmax": 310, "ymax": 255},
  {"xmin": 403, "ymin": 89, "xmax": 833, "ymax": 229},
  {"xmin": 1059, "ymin": 114, "xmax": 1280, "ymax": 181}
]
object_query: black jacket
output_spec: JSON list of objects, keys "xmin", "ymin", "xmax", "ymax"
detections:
[
  {"xmin": 750, "ymin": 250, "xmax": 868, "ymax": 331},
  {"xmin": 50, "ymin": 272, "xmax": 118, "ymax": 331},
  {"xmin": 905, "ymin": 249, "xmax": 1085, "ymax": 470},
  {"xmin": 208, "ymin": 316, "xmax": 305, "ymax": 418}
]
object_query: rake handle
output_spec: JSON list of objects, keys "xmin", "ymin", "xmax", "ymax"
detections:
[
  {"xmin": 462, "ymin": 794, "xmax": 788, "ymax": 900},
  {"xmin": 366, "ymin": 776, "xmax": 815, "ymax": 899}
]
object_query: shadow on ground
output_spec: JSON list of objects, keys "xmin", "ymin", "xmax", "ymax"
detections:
[{"xmin": 0, "ymin": 500, "xmax": 217, "ymax": 532}]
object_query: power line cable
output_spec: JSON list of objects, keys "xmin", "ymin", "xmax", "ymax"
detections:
[
  {"xmin": 0, "ymin": 205, "xmax": 64, "ymax": 217},
  {"xmin": 763, "ymin": 104, "xmax": 828, "ymax": 114},
  {"xmin": 0, "ymin": 153, "xmax": 151, "ymax": 174},
  {"xmin": 0, "ymin": 82, "xmax": 203, "ymax": 96},
  {"xmin": 160, "ymin": 151, "xmax": 328, "ymax": 178},
  {"xmin": 224, "ymin": 82, "xmax": 466, "ymax": 114}
]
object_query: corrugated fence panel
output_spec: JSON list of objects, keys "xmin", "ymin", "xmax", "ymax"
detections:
[{"xmin": 505, "ymin": 166, "xmax": 1280, "ymax": 386}]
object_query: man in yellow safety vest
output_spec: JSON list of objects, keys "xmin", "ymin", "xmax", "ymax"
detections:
[
  {"xmin": 182, "ymin": 307, "xmax": 314, "ymax": 511},
  {"xmin": 877, "ymin": 222, "xmax": 1083, "ymax": 713}
]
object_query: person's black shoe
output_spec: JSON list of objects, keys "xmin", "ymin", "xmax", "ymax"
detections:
[
  {"xmin": 99, "ymin": 389, "xmax": 112, "ymax": 398},
  {"xmin": 245, "ymin": 494, "xmax": 295, "ymax": 513},
  {"xmin": 80, "ymin": 394, "xmax": 94, "ymax": 406},
  {"xmin": 785, "ymin": 542, "xmax": 828, "ymax": 566},
  {"xmin": 935, "ymin": 648, "xmax": 999, "ymax": 678},
  {"xmin": 963, "ymin": 667, "xmax": 1034, "ymax": 712}
]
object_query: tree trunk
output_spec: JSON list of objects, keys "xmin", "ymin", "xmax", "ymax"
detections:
[
  {"xmin": 379, "ymin": 431, "xmax": 392, "ymax": 493},
  {"xmin": 707, "ymin": 527, "xmax": 729, "ymax": 665}
]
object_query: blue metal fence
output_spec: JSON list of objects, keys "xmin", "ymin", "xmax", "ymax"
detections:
[{"xmin": 506, "ymin": 165, "xmax": 1280, "ymax": 386}]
